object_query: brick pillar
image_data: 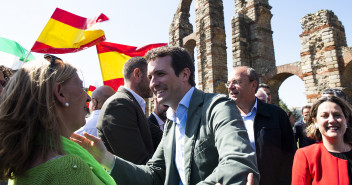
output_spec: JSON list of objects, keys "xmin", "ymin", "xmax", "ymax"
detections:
[
  {"xmin": 169, "ymin": 0, "xmax": 194, "ymax": 46},
  {"xmin": 300, "ymin": 10, "xmax": 347, "ymax": 104},
  {"xmin": 195, "ymin": 0, "xmax": 227, "ymax": 94},
  {"xmin": 232, "ymin": 0, "xmax": 276, "ymax": 80}
]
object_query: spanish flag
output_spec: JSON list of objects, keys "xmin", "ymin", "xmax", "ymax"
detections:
[
  {"xmin": 96, "ymin": 42, "xmax": 167, "ymax": 91},
  {"xmin": 31, "ymin": 8, "xmax": 108, "ymax": 54},
  {"xmin": 87, "ymin": 85, "xmax": 97, "ymax": 97}
]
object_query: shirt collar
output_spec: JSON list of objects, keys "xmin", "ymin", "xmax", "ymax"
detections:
[
  {"xmin": 123, "ymin": 86, "xmax": 146, "ymax": 114},
  {"xmin": 152, "ymin": 112, "xmax": 165, "ymax": 129},
  {"xmin": 242, "ymin": 98, "xmax": 258, "ymax": 117},
  {"xmin": 91, "ymin": 109, "xmax": 101, "ymax": 116},
  {"xmin": 166, "ymin": 87, "xmax": 195, "ymax": 122}
]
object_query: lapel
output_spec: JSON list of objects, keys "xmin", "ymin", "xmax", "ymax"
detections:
[
  {"xmin": 254, "ymin": 99, "xmax": 272, "ymax": 133},
  {"xmin": 183, "ymin": 89, "xmax": 204, "ymax": 184},
  {"xmin": 163, "ymin": 119, "xmax": 179, "ymax": 184},
  {"xmin": 118, "ymin": 86, "xmax": 146, "ymax": 118}
]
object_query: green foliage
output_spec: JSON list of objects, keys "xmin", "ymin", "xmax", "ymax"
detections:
[
  {"xmin": 279, "ymin": 99, "xmax": 302, "ymax": 123},
  {"xmin": 292, "ymin": 108, "xmax": 302, "ymax": 123},
  {"xmin": 279, "ymin": 99, "xmax": 289, "ymax": 112}
]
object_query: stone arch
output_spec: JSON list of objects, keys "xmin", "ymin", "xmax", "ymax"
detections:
[
  {"xmin": 169, "ymin": 0, "xmax": 193, "ymax": 46},
  {"xmin": 264, "ymin": 63, "xmax": 303, "ymax": 105},
  {"xmin": 183, "ymin": 33, "xmax": 196, "ymax": 62}
]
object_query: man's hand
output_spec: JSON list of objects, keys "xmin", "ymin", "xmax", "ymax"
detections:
[
  {"xmin": 214, "ymin": 173, "xmax": 253, "ymax": 185},
  {"xmin": 246, "ymin": 173, "xmax": 254, "ymax": 185},
  {"xmin": 70, "ymin": 132, "xmax": 115, "ymax": 171}
]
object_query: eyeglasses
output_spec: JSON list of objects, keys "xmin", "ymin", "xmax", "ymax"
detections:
[
  {"xmin": 225, "ymin": 80, "xmax": 242, "ymax": 88},
  {"xmin": 225, "ymin": 79, "xmax": 253, "ymax": 88}
]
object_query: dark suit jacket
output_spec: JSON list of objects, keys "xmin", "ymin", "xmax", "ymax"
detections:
[
  {"xmin": 96, "ymin": 86, "xmax": 161, "ymax": 165},
  {"xmin": 148, "ymin": 113, "xmax": 160, "ymax": 129},
  {"xmin": 254, "ymin": 99, "xmax": 297, "ymax": 185},
  {"xmin": 294, "ymin": 120, "xmax": 316, "ymax": 148},
  {"xmin": 148, "ymin": 113, "xmax": 163, "ymax": 150},
  {"xmin": 292, "ymin": 142, "xmax": 349, "ymax": 185},
  {"xmin": 110, "ymin": 89, "xmax": 259, "ymax": 185}
]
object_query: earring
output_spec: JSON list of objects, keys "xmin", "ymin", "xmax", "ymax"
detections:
[{"xmin": 65, "ymin": 102, "xmax": 69, "ymax": 107}]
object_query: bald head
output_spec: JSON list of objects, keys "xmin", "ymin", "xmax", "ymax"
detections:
[{"xmin": 89, "ymin": 86, "xmax": 115, "ymax": 112}]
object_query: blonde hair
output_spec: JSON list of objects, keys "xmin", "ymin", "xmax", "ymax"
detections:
[
  {"xmin": 306, "ymin": 96, "xmax": 352, "ymax": 142},
  {"xmin": 0, "ymin": 59, "xmax": 77, "ymax": 180}
]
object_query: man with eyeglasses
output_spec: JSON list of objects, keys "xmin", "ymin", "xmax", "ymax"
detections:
[
  {"xmin": 226, "ymin": 66, "xmax": 296, "ymax": 185},
  {"xmin": 0, "ymin": 65, "xmax": 13, "ymax": 95}
]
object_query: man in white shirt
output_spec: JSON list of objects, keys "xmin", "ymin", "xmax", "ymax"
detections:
[
  {"xmin": 227, "ymin": 66, "xmax": 296, "ymax": 185},
  {"xmin": 96, "ymin": 57, "xmax": 162, "ymax": 165},
  {"xmin": 75, "ymin": 85, "xmax": 115, "ymax": 136}
]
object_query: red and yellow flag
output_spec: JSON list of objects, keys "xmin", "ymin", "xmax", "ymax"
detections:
[
  {"xmin": 96, "ymin": 42, "xmax": 167, "ymax": 91},
  {"xmin": 87, "ymin": 85, "xmax": 97, "ymax": 97},
  {"xmin": 86, "ymin": 85, "xmax": 96, "ymax": 108},
  {"xmin": 31, "ymin": 8, "xmax": 108, "ymax": 54}
]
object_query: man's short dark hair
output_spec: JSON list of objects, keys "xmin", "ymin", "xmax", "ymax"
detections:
[
  {"xmin": 259, "ymin": 83, "xmax": 270, "ymax": 90},
  {"xmin": 322, "ymin": 88, "xmax": 346, "ymax": 100},
  {"xmin": 0, "ymin": 65, "xmax": 13, "ymax": 82},
  {"xmin": 145, "ymin": 46, "xmax": 195, "ymax": 86},
  {"xmin": 123, "ymin": 57, "xmax": 148, "ymax": 80},
  {"xmin": 301, "ymin": 105, "xmax": 311, "ymax": 113}
]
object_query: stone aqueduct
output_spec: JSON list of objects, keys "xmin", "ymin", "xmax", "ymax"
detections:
[{"xmin": 167, "ymin": 0, "xmax": 352, "ymax": 106}]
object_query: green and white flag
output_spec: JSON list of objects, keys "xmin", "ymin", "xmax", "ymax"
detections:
[{"xmin": 0, "ymin": 37, "xmax": 35, "ymax": 70}]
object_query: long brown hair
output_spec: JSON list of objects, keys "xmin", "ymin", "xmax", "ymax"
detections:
[
  {"xmin": 0, "ymin": 59, "xmax": 76, "ymax": 180},
  {"xmin": 306, "ymin": 96, "xmax": 352, "ymax": 142}
]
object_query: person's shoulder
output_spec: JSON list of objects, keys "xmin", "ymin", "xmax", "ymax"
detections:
[
  {"xmin": 13, "ymin": 155, "xmax": 95, "ymax": 185},
  {"xmin": 297, "ymin": 143, "xmax": 321, "ymax": 155},
  {"xmin": 294, "ymin": 120, "xmax": 305, "ymax": 127},
  {"xmin": 257, "ymin": 100, "xmax": 286, "ymax": 115}
]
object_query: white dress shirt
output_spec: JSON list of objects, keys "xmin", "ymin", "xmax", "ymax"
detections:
[
  {"xmin": 241, "ymin": 99, "xmax": 258, "ymax": 150},
  {"xmin": 152, "ymin": 112, "xmax": 165, "ymax": 131},
  {"xmin": 124, "ymin": 86, "xmax": 146, "ymax": 114},
  {"xmin": 75, "ymin": 110, "xmax": 101, "ymax": 137},
  {"xmin": 166, "ymin": 87, "xmax": 195, "ymax": 185}
]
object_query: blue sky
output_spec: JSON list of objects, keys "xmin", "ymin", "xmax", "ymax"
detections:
[{"xmin": 1, "ymin": 0, "xmax": 351, "ymax": 108}]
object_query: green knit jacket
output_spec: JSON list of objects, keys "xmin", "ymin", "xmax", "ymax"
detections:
[{"xmin": 9, "ymin": 155, "xmax": 105, "ymax": 185}]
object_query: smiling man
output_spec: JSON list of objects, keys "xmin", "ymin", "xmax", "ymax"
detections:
[
  {"xmin": 227, "ymin": 66, "xmax": 296, "ymax": 185},
  {"xmin": 107, "ymin": 46, "xmax": 259, "ymax": 185},
  {"xmin": 96, "ymin": 57, "xmax": 162, "ymax": 165},
  {"xmin": 72, "ymin": 46, "xmax": 259, "ymax": 185}
]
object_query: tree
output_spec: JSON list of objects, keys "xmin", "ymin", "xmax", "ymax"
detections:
[{"xmin": 279, "ymin": 99, "xmax": 302, "ymax": 123}]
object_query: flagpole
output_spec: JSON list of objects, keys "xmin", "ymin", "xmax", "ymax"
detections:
[{"xmin": 23, "ymin": 51, "xmax": 31, "ymax": 63}]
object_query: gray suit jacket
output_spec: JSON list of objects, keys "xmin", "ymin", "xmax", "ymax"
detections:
[
  {"xmin": 110, "ymin": 89, "xmax": 259, "ymax": 185},
  {"xmin": 97, "ymin": 86, "xmax": 158, "ymax": 165}
]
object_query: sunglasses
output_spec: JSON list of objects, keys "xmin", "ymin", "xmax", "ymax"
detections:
[
  {"xmin": 0, "ymin": 80, "xmax": 6, "ymax": 87},
  {"xmin": 44, "ymin": 54, "xmax": 62, "ymax": 71}
]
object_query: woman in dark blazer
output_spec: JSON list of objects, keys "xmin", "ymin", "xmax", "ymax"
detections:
[{"xmin": 292, "ymin": 96, "xmax": 352, "ymax": 185}]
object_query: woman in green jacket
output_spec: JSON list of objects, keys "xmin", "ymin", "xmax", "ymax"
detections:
[{"xmin": 0, "ymin": 56, "xmax": 116, "ymax": 185}]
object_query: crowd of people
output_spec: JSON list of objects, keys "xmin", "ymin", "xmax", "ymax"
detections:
[{"xmin": 0, "ymin": 46, "xmax": 351, "ymax": 185}]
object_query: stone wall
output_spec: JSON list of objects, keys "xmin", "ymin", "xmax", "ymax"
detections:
[
  {"xmin": 299, "ymin": 10, "xmax": 348, "ymax": 104},
  {"xmin": 232, "ymin": 0, "xmax": 276, "ymax": 81},
  {"xmin": 169, "ymin": 0, "xmax": 228, "ymax": 94},
  {"xmin": 148, "ymin": 1, "xmax": 352, "ymax": 114}
]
